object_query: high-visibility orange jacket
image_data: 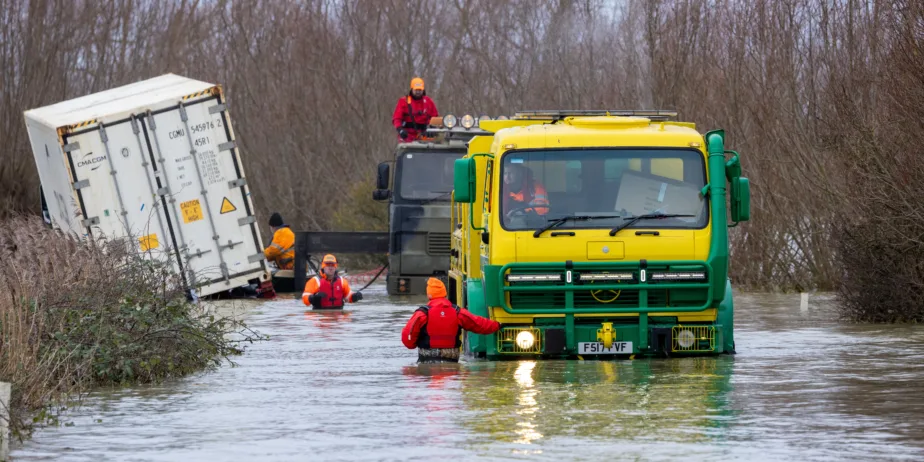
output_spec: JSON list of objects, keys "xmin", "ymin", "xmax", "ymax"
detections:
[
  {"xmin": 507, "ymin": 180, "xmax": 550, "ymax": 215},
  {"xmin": 302, "ymin": 273, "xmax": 357, "ymax": 308},
  {"xmin": 264, "ymin": 226, "xmax": 295, "ymax": 270}
]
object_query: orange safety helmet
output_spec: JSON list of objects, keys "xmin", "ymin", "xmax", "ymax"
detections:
[
  {"xmin": 410, "ymin": 77, "xmax": 425, "ymax": 91},
  {"xmin": 321, "ymin": 254, "xmax": 338, "ymax": 267}
]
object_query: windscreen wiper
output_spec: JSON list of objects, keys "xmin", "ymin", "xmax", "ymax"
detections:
[
  {"xmin": 534, "ymin": 214, "xmax": 623, "ymax": 237},
  {"xmin": 608, "ymin": 213, "xmax": 696, "ymax": 236},
  {"xmin": 420, "ymin": 191, "xmax": 453, "ymax": 204}
]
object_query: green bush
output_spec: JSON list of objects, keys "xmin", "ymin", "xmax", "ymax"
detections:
[{"xmin": 0, "ymin": 216, "xmax": 263, "ymax": 439}]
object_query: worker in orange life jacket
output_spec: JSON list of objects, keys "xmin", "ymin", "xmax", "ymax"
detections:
[
  {"xmin": 392, "ymin": 77, "xmax": 439, "ymax": 142},
  {"xmin": 302, "ymin": 254, "xmax": 363, "ymax": 309},
  {"xmin": 503, "ymin": 163, "xmax": 549, "ymax": 217},
  {"xmin": 401, "ymin": 278, "xmax": 500, "ymax": 362}
]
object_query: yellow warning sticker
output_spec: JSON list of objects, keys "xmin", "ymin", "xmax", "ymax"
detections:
[
  {"xmin": 139, "ymin": 233, "xmax": 159, "ymax": 252},
  {"xmin": 181, "ymin": 199, "xmax": 203, "ymax": 223},
  {"xmin": 220, "ymin": 197, "xmax": 237, "ymax": 214}
]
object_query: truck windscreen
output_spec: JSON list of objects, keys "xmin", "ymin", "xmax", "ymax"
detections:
[
  {"xmin": 500, "ymin": 148, "xmax": 709, "ymax": 231},
  {"xmin": 398, "ymin": 152, "xmax": 465, "ymax": 201}
]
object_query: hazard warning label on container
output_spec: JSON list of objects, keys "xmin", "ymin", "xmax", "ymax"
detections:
[
  {"xmin": 181, "ymin": 199, "xmax": 203, "ymax": 223},
  {"xmin": 138, "ymin": 233, "xmax": 159, "ymax": 251},
  {"xmin": 220, "ymin": 197, "xmax": 236, "ymax": 214}
]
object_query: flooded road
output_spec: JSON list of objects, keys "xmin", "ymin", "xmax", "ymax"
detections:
[{"xmin": 13, "ymin": 290, "xmax": 924, "ymax": 461}]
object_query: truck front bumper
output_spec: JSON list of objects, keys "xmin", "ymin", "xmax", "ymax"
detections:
[{"xmin": 480, "ymin": 321, "xmax": 729, "ymax": 359}]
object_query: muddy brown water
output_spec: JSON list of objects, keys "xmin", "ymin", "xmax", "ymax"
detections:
[{"xmin": 12, "ymin": 290, "xmax": 924, "ymax": 461}]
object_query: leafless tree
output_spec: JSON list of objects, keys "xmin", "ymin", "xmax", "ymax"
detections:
[{"xmin": 1, "ymin": 0, "xmax": 921, "ymax": 304}]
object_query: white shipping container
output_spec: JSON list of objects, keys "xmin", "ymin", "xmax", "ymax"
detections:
[{"xmin": 24, "ymin": 74, "xmax": 270, "ymax": 297}]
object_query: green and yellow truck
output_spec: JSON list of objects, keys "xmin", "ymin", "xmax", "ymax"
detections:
[{"xmin": 449, "ymin": 111, "xmax": 750, "ymax": 359}]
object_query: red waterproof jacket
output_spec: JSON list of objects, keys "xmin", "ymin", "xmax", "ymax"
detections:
[
  {"xmin": 401, "ymin": 297, "xmax": 501, "ymax": 349},
  {"xmin": 392, "ymin": 94, "xmax": 439, "ymax": 142}
]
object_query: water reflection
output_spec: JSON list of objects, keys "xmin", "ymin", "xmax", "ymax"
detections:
[
  {"xmin": 302, "ymin": 309, "xmax": 353, "ymax": 326},
  {"xmin": 460, "ymin": 357, "xmax": 734, "ymax": 445},
  {"xmin": 512, "ymin": 361, "xmax": 542, "ymax": 445},
  {"xmin": 401, "ymin": 363, "xmax": 466, "ymax": 442},
  {"xmin": 299, "ymin": 309, "xmax": 353, "ymax": 340}
]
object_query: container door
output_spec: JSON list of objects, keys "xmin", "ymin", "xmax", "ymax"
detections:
[
  {"xmin": 140, "ymin": 95, "xmax": 265, "ymax": 293},
  {"xmin": 62, "ymin": 119, "xmax": 174, "ymax": 265}
]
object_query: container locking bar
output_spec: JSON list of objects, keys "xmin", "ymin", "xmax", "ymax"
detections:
[
  {"xmin": 146, "ymin": 109, "xmax": 191, "ymax": 274},
  {"xmin": 219, "ymin": 239, "xmax": 244, "ymax": 250},
  {"xmin": 208, "ymin": 104, "xmax": 228, "ymax": 114},
  {"xmin": 98, "ymin": 124, "xmax": 132, "ymax": 238},
  {"xmin": 132, "ymin": 114, "xmax": 169, "ymax": 249},
  {"xmin": 218, "ymin": 140, "xmax": 236, "ymax": 152},
  {"xmin": 185, "ymin": 248, "xmax": 213, "ymax": 260}
]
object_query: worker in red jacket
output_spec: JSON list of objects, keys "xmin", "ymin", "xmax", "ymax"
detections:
[
  {"xmin": 392, "ymin": 77, "xmax": 439, "ymax": 142},
  {"xmin": 401, "ymin": 278, "xmax": 500, "ymax": 362}
]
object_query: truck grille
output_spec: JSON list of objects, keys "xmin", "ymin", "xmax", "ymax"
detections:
[
  {"xmin": 501, "ymin": 263, "xmax": 712, "ymax": 313},
  {"xmin": 508, "ymin": 287, "xmax": 679, "ymax": 309},
  {"xmin": 427, "ymin": 233, "xmax": 451, "ymax": 256}
]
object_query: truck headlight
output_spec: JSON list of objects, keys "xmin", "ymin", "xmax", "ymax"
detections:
[
  {"xmin": 444, "ymin": 114, "xmax": 457, "ymax": 128},
  {"xmin": 516, "ymin": 331, "xmax": 535, "ymax": 349},
  {"xmin": 578, "ymin": 272, "xmax": 634, "ymax": 282},
  {"xmin": 650, "ymin": 272, "xmax": 706, "ymax": 281},
  {"xmin": 461, "ymin": 114, "xmax": 475, "ymax": 129},
  {"xmin": 676, "ymin": 329, "xmax": 695, "ymax": 348},
  {"xmin": 506, "ymin": 273, "xmax": 562, "ymax": 282}
]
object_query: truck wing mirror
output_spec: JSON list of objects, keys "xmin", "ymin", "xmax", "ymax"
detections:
[
  {"xmin": 376, "ymin": 162, "xmax": 390, "ymax": 190},
  {"xmin": 453, "ymin": 158, "xmax": 475, "ymax": 203},
  {"xmin": 730, "ymin": 177, "xmax": 750, "ymax": 223},
  {"xmin": 372, "ymin": 189, "xmax": 391, "ymax": 201}
]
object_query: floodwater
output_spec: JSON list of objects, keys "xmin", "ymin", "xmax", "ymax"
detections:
[{"xmin": 12, "ymin": 289, "xmax": 924, "ymax": 461}]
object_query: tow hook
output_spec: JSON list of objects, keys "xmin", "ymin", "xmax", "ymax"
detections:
[{"xmin": 597, "ymin": 322, "xmax": 615, "ymax": 349}]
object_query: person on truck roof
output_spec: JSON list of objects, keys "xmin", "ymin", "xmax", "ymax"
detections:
[
  {"xmin": 302, "ymin": 254, "xmax": 363, "ymax": 309},
  {"xmin": 503, "ymin": 163, "xmax": 549, "ymax": 216},
  {"xmin": 401, "ymin": 278, "xmax": 500, "ymax": 362},
  {"xmin": 392, "ymin": 77, "xmax": 439, "ymax": 142},
  {"xmin": 264, "ymin": 212, "xmax": 295, "ymax": 270}
]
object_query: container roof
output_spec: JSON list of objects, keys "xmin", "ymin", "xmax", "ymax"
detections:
[{"xmin": 24, "ymin": 74, "xmax": 215, "ymax": 128}]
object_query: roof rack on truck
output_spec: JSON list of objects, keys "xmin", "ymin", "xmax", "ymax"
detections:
[
  {"xmin": 512, "ymin": 110, "xmax": 679, "ymax": 121},
  {"xmin": 425, "ymin": 114, "xmax": 492, "ymax": 142}
]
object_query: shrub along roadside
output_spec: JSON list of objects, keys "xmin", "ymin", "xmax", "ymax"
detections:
[
  {"xmin": 0, "ymin": 215, "xmax": 263, "ymax": 440},
  {"xmin": 825, "ymin": 9, "xmax": 924, "ymax": 323}
]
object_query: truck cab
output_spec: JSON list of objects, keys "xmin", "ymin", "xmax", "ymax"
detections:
[
  {"xmin": 450, "ymin": 111, "xmax": 750, "ymax": 359},
  {"xmin": 374, "ymin": 116, "xmax": 487, "ymax": 295}
]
